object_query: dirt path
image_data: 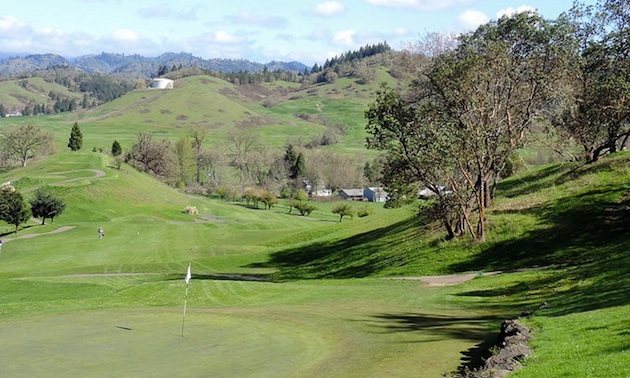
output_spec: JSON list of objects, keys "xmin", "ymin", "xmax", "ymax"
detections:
[
  {"xmin": 2, "ymin": 169, "xmax": 106, "ymax": 243},
  {"xmin": 3, "ymin": 226, "xmax": 76, "ymax": 243},
  {"xmin": 393, "ymin": 266, "xmax": 550, "ymax": 286},
  {"xmin": 392, "ymin": 272, "xmax": 501, "ymax": 286}
]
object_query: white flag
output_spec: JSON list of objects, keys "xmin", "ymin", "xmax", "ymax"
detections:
[{"xmin": 185, "ymin": 263, "xmax": 191, "ymax": 284}]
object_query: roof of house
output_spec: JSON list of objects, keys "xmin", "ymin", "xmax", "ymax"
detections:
[{"xmin": 340, "ymin": 189, "xmax": 364, "ymax": 196}]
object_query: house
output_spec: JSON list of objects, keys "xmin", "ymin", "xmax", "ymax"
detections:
[
  {"xmin": 419, "ymin": 186, "xmax": 452, "ymax": 199},
  {"xmin": 339, "ymin": 189, "xmax": 365, "ymax": 201},
  {"xmin": 5, "ymin": 110, "xmax": 22, "ymax": 117},
  {"xmin": 304, "ymin": 180, "xmax": 332, "ymax": 197},
  {"xmin": 364, "ymin": 187, "xmax": 387, "ymax": 202},
  {"xmin": 150, "ymin": 78, "xmax": 174, "ymax": 89}
]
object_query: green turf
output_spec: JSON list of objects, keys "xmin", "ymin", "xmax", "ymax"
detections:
[{"xmin": 0, "ymin": 75, "xmax": 629, "ymax": 376}]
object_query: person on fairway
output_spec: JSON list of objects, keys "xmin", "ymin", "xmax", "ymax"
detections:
[
  {"xmin": 0, "ymin": 239, "xmax": 2, "ymax": 253},
  {"xmin": 98, "ymin": 227, "xmax": 104, "ymax": 239}
]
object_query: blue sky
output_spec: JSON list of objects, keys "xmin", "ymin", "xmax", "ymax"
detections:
[{"xmin": 1, "ymin": 0, "xmax": 594, "ymax": 65}]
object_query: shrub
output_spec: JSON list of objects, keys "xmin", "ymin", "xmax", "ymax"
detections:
[
  {"xmin": 291, "ymin": 201, "xmax": 316, "ymax": 216},
  {"xmin": 357, "ymin": 206, "xmax": 375, "ymax": 218},
  {"xmin": 332, "ymin": 203, "xmax": 354, "ymax": 222},
  {"xmin": 183, "ymin": 206, "xmax": 198, "ymax": 215}
]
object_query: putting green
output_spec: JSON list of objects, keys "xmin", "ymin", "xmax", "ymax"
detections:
[{"xmin": 0, "ymin": 308, "xmax": 328, "ymax": 377}]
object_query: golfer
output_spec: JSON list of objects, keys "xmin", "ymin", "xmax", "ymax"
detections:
[{"xmin": 98, "ymin": 227, "xmax": 105, "ymax": 239}]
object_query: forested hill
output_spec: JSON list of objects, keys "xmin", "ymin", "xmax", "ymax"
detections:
[{"xmin": 0, "ymin": 52, "xmax": 308, "ymax": 78}]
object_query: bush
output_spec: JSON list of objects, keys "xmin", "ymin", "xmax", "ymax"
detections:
[
  {"xmin": 332, "ymin": 203, "xmax": 354, "ymax": 222},
  {"xmin": 183, "ymin": 206, "xmax": 198, "ymax": 215},
  {"xmin": 215, "ymin": 186, "xmax": 239, "ymax": 201},
  {"xmin": 289, "ymin": 199, "xmax": 316, "ymax": 216},
  {"xmin": 357, "ymin": 206, "xmax": 375, "ymax": 218}
]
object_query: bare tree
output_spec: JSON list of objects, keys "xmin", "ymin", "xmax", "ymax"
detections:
[
  {"xmin": 190, "ymin": 126, "xmax": 209, "ymax": 183},
  {"xmin": 127, "ymin": 132, "xmax": 176, "ymax": 180},
  {"xmin": 1, "ymin": 124, "xmax": 54, "ymax": 167}
]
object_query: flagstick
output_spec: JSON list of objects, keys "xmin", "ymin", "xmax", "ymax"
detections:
[
  {"xmin": 181, "ymin": 283, "xmax": 189, "ymax": 337},
  {"xmin": 181, "ymin": 262, "xmax": 192, "ymax": 337}
]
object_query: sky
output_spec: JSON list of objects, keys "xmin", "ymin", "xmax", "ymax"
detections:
[{"xmin": 0, "ymin": 0, "xmax": 596, "ymax": 65}]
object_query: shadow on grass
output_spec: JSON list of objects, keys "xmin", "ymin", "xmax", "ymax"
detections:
[
  {"xmin": 248, "ymin": 216, "xmax": 422, "ymax": 280},
  {"xmin": 367, "ymin": 312, "xmax": 502, "ymax": 372},
  {"xmin": 451, "ymin": 176, "xmax": 630, "ymax": 317},
  {"xmin": 1, "ymin": 224, "xmax": 36, "ymax": 237},
  {"xmin": 166, "ymin": 273, "xmax": 271, "ymax": 282}
]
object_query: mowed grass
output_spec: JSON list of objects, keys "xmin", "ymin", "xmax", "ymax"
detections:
[
  {"xmin": 1, "ymin": 74, "xmax": 630, "ymax": 376},
  {"xmin": 0, "ymin": 152, "xmax": 504, "ymax": 377},
  {"xmin": 2, "ymin": 149, "xmax": 630, "ymax": 377}
]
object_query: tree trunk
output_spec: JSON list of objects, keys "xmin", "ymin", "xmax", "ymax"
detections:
[
  {"xmin": 584, "ymin": 147, "xmax": 595, "ymax": 163},
  {"xmin": 443, "ymin": 219, "xmax": 455, "ymax": 240}
]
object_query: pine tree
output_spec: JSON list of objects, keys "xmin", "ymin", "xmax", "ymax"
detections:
[
  {"xmin": 293, "ymin": 152, "xmax": 306, "ymax": 179},
  {"xmin": 68, "ymin": 122, "xmax": 83, "ymax": 151},
  {"xmin": 0, "ymin": 187, "xmax": 31, "ymax": 233},
  {"xmin": 111, "ymin": 140, "xmax": 122, "ymax": 156}
]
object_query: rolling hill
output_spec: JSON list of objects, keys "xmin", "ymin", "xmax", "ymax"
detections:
[{"xmin": 0, "ymin": 51, "xmax": 628, "ymax": 376}]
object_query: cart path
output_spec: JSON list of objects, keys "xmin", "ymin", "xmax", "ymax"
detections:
[
  {"xmin": 3, "ymin": 226, "xmax": 76, "ymax": 243},
  {"xmin": 2, "ymin": 169, "xmax": 105, "ymax": 242},
  {"xmin": 393, "ymin": 266, "xmax": 551, "ymax": 286},
  {"xmin": 47, "ymin": 169, "xmax": 106, "ymax": 183}
]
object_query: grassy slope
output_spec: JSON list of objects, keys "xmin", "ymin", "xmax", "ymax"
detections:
[
  {"xmin": 0, "ymin": 71, "xmax": 390, "ymax": 157},
  {"xmin": 0, "ymin": 152, "xmax": 496, "ymax": 377},
  {"xmin": 0, "ymin": 151, "xmax": 627, "ymax": 376},
  {"xmin": 0, "ymin": 73, "xmax": 628, "ymax": 375},
  {"xmin": 0, "ymin": 77, "xmax": 83, "ymax": 111}
]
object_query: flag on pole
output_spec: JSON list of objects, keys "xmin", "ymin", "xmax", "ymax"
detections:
[{"xmin": 185, "ymin": 263, "xmax": 191, "ymax": 284}]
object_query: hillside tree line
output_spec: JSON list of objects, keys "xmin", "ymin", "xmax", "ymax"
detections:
[{"xmin": 365, "ymin": 0, "xmax": 629, "ymax": 241}]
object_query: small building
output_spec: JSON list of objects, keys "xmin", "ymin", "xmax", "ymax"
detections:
[
  {"xmin": 150, "ymin": 78, "xmax": 174, "ymax": 89},
  {"xmin": 364, "ymin": 187, "xmax": 387, "ymax": 202},
  {"xmin": 6, "ymin": 110, "xmax": 22, "ymax": 117},
  {"xmin": 419, "ymin": 185, "xmax": 451, "ymax": 199},
  {"xmin": 304, "ymin": 180, "xmax": 332, "ymax": 197},
  {"xmin": 339, "ymin": 189, "xmax": 365, "ymax": 201}
]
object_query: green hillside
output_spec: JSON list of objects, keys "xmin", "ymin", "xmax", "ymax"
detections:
[
  {"xmin": 0, "ymin": 71, "xmax": 387, "ymax": 156},
  {"xmin": 0, "ymin": 147, "xmax": 627, "ymax": 376},
  {"xmin": 0, "ymin": 60, "xmax": 628, "ymax": 376},
  {"xmin": 0, "ymin": 76, "xmax": 82, "ymax": 113}
]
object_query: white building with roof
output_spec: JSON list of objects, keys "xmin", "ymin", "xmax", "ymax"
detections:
[{"xmin": 150, "ymin": 78, "xmax": 174, "ymax": 89}]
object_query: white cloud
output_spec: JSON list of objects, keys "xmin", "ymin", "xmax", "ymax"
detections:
[
  {"xmin": 458, "ymin": 10, "xmax": 489, "ymax": 29},
  {"xmin": 0, "ymin": 16, "xmax": 29, "ymax": 33},
  {"xmin": 111, "ymin": 29, "xmax": 140, "ymax": 43},
  {"xmin": 365, "ymin": 0, "xmax": 472, "ymax": 11},
  {"xmin": 314, "ymin": 1, "xmax": 346, "ymax": 16},
  {"xmin": 496, "ymin": 5, "xmax": 537, "ymax": 18},
  {"xmin": 333, "ymin": 29, "xmax": 356, "ymax": 46},
  {"xmin": 212, "ymin": 31, "xmax": 245, "ymax": 44}
]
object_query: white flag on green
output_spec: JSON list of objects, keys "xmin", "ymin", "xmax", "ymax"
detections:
[{"xmin": 185, "ymin": 263, "xmax": 191, "ymax": 284}]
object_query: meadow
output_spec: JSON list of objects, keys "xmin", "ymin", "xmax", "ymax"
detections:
[{"xmin": 0, "ymin": 74, "xmax": 629, "ymax": 377}]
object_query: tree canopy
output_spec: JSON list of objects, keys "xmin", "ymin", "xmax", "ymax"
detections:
[
  {"xmin": 0, "ymin": 186, "xmax": 31, "ymax": 233},
  {"xmin": 367, "ymin": 12, "xmax": 570, "ymax": 240},
  {"xmin": 29, "ymin": 187, "xmax": 66, "ymax": 225},
  {"xmin": 1, "ymin": 124, "xmax": 54, "ymax": 167}
]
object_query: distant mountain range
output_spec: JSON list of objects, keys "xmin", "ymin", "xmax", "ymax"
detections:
[{"xmin": 0, "ymin": 52, "xmax": 309, "ymax": 78}]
